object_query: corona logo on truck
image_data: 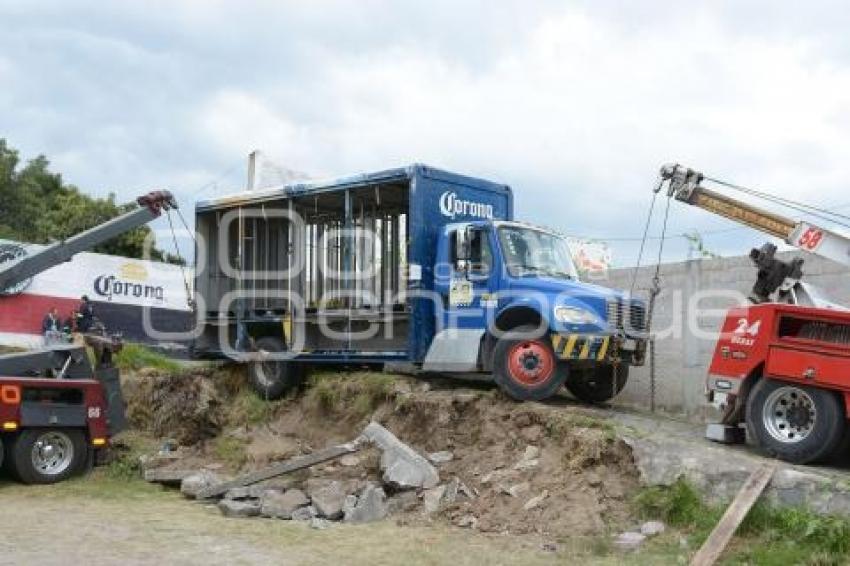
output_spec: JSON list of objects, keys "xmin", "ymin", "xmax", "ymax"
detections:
[{"xmin": 439, "ymin": 190, "xmax": 494, "ymax": 220}]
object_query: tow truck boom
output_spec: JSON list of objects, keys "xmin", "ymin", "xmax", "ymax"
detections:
[
  {"xmin": 660, "ymin": 164, "xmax": 850, "ymax": 305},
  {"xmin": 661, "ymin": 164, "xmax": 850, "ymax": 268},
  {"xmin": 0, "ymin": 190, "xmax": 177, "ymax": 294}
]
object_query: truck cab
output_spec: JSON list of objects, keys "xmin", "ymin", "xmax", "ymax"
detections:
[
  {"xmin": 428, "ymin": 219, "xmax": 646, "ymax": 400},
  {"xmin": 192, "ymin": 164, "xmax": 646, "ymax": 403}
]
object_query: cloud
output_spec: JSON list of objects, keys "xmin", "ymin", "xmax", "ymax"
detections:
[{"xmin": 2, "ymin": 1, "xmax": 850, "ymax": 265}]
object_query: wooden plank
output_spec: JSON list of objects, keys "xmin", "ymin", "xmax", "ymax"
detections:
[
  {"xmin": 196, "ymin": 440, "xmax": 362, "ymax": 499},
  {"xmin": 690, "ymin": 462, "xmax": 777, "ymax": 566}
]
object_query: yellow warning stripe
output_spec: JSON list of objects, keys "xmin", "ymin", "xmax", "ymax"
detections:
[
  {"xmin": 552, "ymin": 334, "xmax": 563, "ymax": 352},
  {"xmin": 578, "ymin": 339, "xmax": 591, "ymax": 360},
  {"xmin": 565, "ymin": 335, "xmax": 578, "ymax": 358},
  {"xmin": 550, "ymin": 334, "xmax": 613, "ymax": 361},
  {"xmin": 597, "ymin": 336, "xmax": 610, "ymax": 361}
]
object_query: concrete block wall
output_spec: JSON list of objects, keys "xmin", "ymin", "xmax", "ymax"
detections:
[{"xmin": 597, "ymin": 250, "xmax": 850, "ymax": 421}]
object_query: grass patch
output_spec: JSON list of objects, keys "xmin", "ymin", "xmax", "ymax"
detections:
[
  {"xmin": 212, "ymin": 435, "xmax": 248, "ymax": 469},
  {"xmin": 305, "ymin": 370, "xmax": 397, "ymax": 419},
  {"xmin": 226, "ymin": 388, "xmax": 284, "ymax": 426},
  {"xmin": 115, "ymin": 343, "xmax": 182, "ymax": 373},
  {"xmin": 103, "ymin": 431, "xmax": 156, "ymax": 481},
  {"xmin": 634, "ymin": 479, "xmax": 850, "ymax": 565},
  {"xmin": 545, "ymin": 412, "xmax": 617, "ymax": 441}
]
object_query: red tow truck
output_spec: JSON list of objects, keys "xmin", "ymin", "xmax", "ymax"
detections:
[
  {"xmin": 0, "ymin": 344, "xmax": 123, "ymax": 483},
  {"xmin": 660, "ymin": 164, "xmax": 850, "ymax": 464},
  {"xmin": 708, "ymin": 303, "xmax": 850, "ymax": 464},
  {"xmin": 0, "ymin": 191, "xmax": 176, "ymax": 483}
]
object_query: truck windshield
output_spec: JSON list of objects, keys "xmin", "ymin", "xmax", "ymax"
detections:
[{"xmin": 497, "ymin": 225, "xmax": 579, "ymax": 280}]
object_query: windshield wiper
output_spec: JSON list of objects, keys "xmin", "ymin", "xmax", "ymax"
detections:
[{"xmin": 512, "ymin": 265, "xmax": 574, "ymax": 279}]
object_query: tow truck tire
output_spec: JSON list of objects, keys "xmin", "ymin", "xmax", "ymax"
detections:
[
  {"xmin": 249, "ymin": 337, "xmax": 305, "ymax": 400},
  {"xmin": 746, "ymin": 379, "xmax": 845, "ymax": 465},
  {"xmin": 493, "ymin": 326, "xmax": 568, "ymax": 401},
  {"xmin": 7, "ymin": 428, "xmax": 88, "ymax": 484},
  {"xmin": 566, "ymin": 365, "xmax": 629, "ymax": 404}
]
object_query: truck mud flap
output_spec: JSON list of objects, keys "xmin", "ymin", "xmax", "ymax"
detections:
[{"xmin": 96, "ymin": 367, "xmax": 128, "ymax": 435}]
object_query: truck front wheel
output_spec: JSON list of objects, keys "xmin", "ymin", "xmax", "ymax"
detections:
[
  {"xmin": 746, "ymin": 379, "xmax": 845, "ymax": 464},
  {"xmin": 249, "ymin": 337, "xmax": 305, "ymax": 400},
  {"xmin": 7, "ymin": 428, "xmax": 88, "ymax": 484},
  {"xmin": 493, "ymin": 327, "xmax": 568, "ymax": 401},
  {"xmin": 566, "ymin": 365, "xmax": 629, "ymax": 404}
]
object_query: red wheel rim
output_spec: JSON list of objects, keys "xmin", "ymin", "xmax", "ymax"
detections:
[{"xmin": 506, "ymin": 340, "xmax": 555, "ymax": 386}]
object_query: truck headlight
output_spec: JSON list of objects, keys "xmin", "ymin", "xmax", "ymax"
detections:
[{"xmin": 553, "ymin": 306, "xmax": 598, "ymax": 325}]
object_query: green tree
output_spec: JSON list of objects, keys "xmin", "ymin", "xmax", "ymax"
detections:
[{"xmin": 0, "ymin": 139, "xmax": 179, "ymax": 262}]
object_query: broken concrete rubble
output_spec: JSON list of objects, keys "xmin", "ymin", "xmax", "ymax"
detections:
[
  {"xmin": 260, "ymin": 489, "xmax": 310, "ymax": 519},
  {"xmin": 291, "ymin": 505, "xmax": 318, "ymax": 522},
  {"xmin": 423, "ymin": 485, "xmax": 447, "ymax": 514},
  {"xmin": 180, "ymin": 470, "xmax": 221, "ymax": 499},
  {"xmin": 640, "ymin": 520, "xmax": 665, "ymax": 537},
  {"xmin": 362, "ymin": 422, "xmax": 439, "ymax": 491},
  {"xmin": 427, "ymin": 451, "xmax": 454, "ymax": 464},
  {"xmin": 501, "ymin": 482, "xmax": 530, "ymax": 498},
  {"xmin": 523, "ymin": 490, "xmax": 549, "ymax": 511},
  {"xmin": 513, "ymin": 445, "xmax": 541, "ymax": 471},
  {"xmin": 224, "ymin": 485, "xmax": 273, "ymax": 501},
  {"xmin": 614, "ymin": 531, "xmax": 646, "ymax": 551},
  {"xmin": 343, "ymin": 483, "xmax": 388, "ymax": 524},
  {"xmin": 218, "ymin": 499, "xmax": 261, "ymax": 518},
  {"xmin": 309, "ymin": 481, "xmax": 347, "ymax": 519}
]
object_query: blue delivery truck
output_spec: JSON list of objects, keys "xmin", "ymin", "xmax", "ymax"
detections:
[{"xmin": 192, "ymin": 165, "xmax": 647, "ymax": 402}]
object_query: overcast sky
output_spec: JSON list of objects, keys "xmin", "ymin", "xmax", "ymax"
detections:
[{"xmin": 2, "ymin": 0, "xmax": 850, "ymax": 267}]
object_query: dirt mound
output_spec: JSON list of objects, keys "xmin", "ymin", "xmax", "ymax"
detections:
[
  {"xmin": 122, "ymin": 366, "xmax": 235, "ymax": 444},
  {"xmin": 123, "ymin": 368, "xmax": 639, "ymax": 538}
]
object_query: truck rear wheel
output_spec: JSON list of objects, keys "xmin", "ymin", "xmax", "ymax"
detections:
[
  {"xmin": 746, "ymin": 379, "xmax": 845, "ymax": 464},
  {"xmin": 249, "ymin": 337, "xmax": 305, "ymax": 400},
  {"xmin": 7, "ymin": 428, "xmax": 88, "ymax": 484},
  {"xmin": 493, "ymin": 326, "xmax": 568, "ymax": 401},
  {"xmin": 566, "ymin": 364, "xmax": 629, "ymax": 404}
]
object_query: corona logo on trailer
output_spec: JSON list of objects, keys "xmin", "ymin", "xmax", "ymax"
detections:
[
  {"xmin": 439, "ymin": 191, "xmax": 494, "ymax": 220},
  {"xmin": 93, "ymin": 262, "xmax": 165, "ymax": 302},
  {"xmin": 0, "ymin": 246, "xmax": 191, "ymax": 349}
]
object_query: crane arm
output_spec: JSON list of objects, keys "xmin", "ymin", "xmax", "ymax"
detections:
[
  {"xmin": 0, "ymin": 190, "xmax": 177, "ymax": 294},
  {"xmin": 660, "ymin": 164, "xmax": 850, "ymax": 268}
]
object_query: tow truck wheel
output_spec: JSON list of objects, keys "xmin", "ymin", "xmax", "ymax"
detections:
[
  {"xmin": 493, "ymin": 326, "xmax": 568, "ymax": 401},
  {"xmin": 249, "ymin": 336, "xmax": 305, "ymax": 400},
  {"xmin": 566, "ymin": 365, "xmax": 629, "ymax": 404},
  {"xmin": 746, "ymin": 379, "xmax": 845, "ymax": 465},
  {"xmin": 7, "ymin": 428, "xmax": 88, "ymax": 484}
]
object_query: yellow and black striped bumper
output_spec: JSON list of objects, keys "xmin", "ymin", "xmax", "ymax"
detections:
[{"xmin": 551, "ymin": 334, "xmax": 613, "ymax": 362}]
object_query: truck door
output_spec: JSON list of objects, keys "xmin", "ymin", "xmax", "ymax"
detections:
[{"xmin": 437, "ymin": 225, "xmax": 497, "ymax": 332}]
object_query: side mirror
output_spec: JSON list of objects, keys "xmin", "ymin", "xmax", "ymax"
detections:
[{"xmin": 455, "ymin": 227, "xmax": 472, "ymax": 265}]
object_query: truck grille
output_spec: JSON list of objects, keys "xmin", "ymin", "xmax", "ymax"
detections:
[{"xmin": 607, "ymin": 300, "xmax": 647, "ymax": 332}]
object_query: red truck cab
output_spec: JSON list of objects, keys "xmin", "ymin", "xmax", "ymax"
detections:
[{"xmin": 707, "ymin": 303, "xmax": 850, "ymax": 463}]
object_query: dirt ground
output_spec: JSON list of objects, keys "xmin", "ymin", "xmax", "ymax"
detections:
[
  {"xmin": 0, "ymin": 474, "xmax": 683, "ymax": 566},
  {"xmin": 120, "ymin": 367, "xmax": 640, "ymax": 539}
]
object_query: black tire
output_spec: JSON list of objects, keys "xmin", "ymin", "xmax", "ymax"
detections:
[
  {"xmin": 249, "ymin": 336, "xmax": 305, "ymax": 400},
  {"xmin": 746, "ymin": 379, "xmax": 845, "ymax": 464},
  {"xmin": 566, "ymin": 365, "xmax": 629, "ymax": 404},
  {"xmin": 7, "ymin": 428, "xmax": 88, "ymax": 484},
  {"xmin": 493, "ymin": 325, "xmax": 568, "ymax": 401}
]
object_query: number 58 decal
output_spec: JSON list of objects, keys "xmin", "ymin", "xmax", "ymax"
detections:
[{"xmin": 797, "ymin": 227, "xmax": 824, "ymax": 251}]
